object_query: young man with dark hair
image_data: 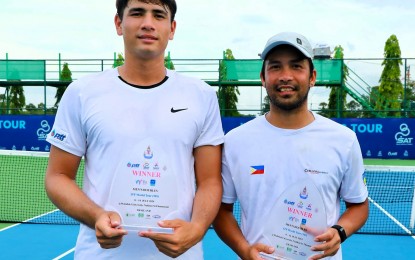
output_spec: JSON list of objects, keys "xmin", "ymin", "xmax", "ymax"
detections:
[{"xmin": 45, "ymin": 1, "xmax": 224, "ymax": 259}]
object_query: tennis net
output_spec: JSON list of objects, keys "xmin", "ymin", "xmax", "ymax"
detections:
[
  {"xmin": 0, "ymin": 150, "xmax": 82, "ymax": 225},
  {"xmin": 1, "ymin": 150, "xmax": 415, "ymax": 235},
  {"xmin": 232, "ymin": 165, "xmax": 415, "ymax": 236}
]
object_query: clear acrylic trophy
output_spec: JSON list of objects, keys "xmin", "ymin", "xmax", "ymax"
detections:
[
  {"xmin": 107, "ymin": 140, "xmax": 178, "ymax": 234},
  {"xmin": 261, "ymin": 178, "xmax": 327, "ymax": 259}
]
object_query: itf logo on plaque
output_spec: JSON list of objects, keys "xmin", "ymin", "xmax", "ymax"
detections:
[{"xmin": 107, "ymin": 138, "xmax": 178, "ymax": 234}]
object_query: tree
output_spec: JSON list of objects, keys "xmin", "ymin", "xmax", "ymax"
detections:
[
  {"xmin": 317, "ymin": 102, "xmax": 330, "ymax": 117},
  {"xmin": 344, "ymin": 100, "xmax": 362, "ymax": 118},
  {"xmin": 327, "ymin": 45, "xmax": 348, "ymax": 118},
  {"xmin": 0, "ymin": 92, "xmax": 5, "ymax": 114},
  {"xmin": 261, "ymin": 96, "xmax": 270, "ymax": 115},
  {"xmin": 403, "ymin": 66, "xmax": 415, "ymax": 117},
  {"xmin": 25, "ymin": 103, "xmax": 36, "ymax": 111},
  {"xmin": 375, "ymin": 34, "xmax": 403, "ymax": 117},
  {"xmin": 319, "ymin": 102, "xmax": 328, "ymax": 110},
  {"xmin": 217, "ymin": 49, "xmax": 241, "ymax": 117},
  {"xmin": 37, "ymin": 102, "xmax": 45, "ymax": 111},
  {"xmin": 164, "ymin": 52, "xmax": 175, "ymax": 70},
  {"xmin": 55, "ymin": 62, "xmax": 72, "ymax": 107},
  {"xmin": 113, "ymin": 53, "xmax": 125, "ymax": 68},
  {"xmin": 360, "ymin": 86, "xmax": 380, "ymax": 118},
  {"xmin": 8, "ymin": 83, "xmax": 26, "ymax": 114}
]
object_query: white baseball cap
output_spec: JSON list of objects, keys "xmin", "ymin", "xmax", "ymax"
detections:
[{"xmin": 260, "ymin": 32, "xmax": 313, "ymax": 60}]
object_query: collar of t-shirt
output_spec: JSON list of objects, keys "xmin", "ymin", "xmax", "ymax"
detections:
[{"xmin": 118, "ymin": 75, "xmax": 169, "ymax": 89}]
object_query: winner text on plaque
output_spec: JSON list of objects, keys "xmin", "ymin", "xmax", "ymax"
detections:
[
  {"xmin": 107, "ymin": 140, "xmax": 178, "ymax": 234},
  {"xmin": 262, "ymin": 178, "xmax": 327, "ymax": 259}
]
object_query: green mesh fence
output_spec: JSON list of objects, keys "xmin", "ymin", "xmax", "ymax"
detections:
[
  {"xmin": 223, "ymin": 59, "xmax": 343, "ymax": 86},
  {"xmin": 314, "ymin": 59, "xmax": 342, "ymax": 85},
  {"xmin": 0, "ymin": 60, "xmax": 45, "ymax": 80},
  {"xmin": 223, "ymin": 60, "xmax": 262, "ymax": 81}
]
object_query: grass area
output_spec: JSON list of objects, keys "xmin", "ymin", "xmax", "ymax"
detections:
[{"xmin": 364, "ymin": 159, "xmax": 415, "ymax": 166}]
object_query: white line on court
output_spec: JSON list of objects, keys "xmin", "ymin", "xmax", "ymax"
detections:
[
  {"xmin": 52, "ymin": 247, "xmax": 75, "ymax": 260},
  {"xmin": 24, "ymin": 209, "xmax": 61, "ymax": 222},
  {"xmin": 0, "ymin": 209, "xmax": 60, "ymax": 232},
  {"xmin": 368, "ymin": 197, "xmax": 415, "ymax": 240},
  {"xmin": 0, "ymin": 222, "xmax": 21, "ymax": 232}
]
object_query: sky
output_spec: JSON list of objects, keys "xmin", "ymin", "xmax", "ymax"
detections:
[{"xmin": 1, "ymin": 0, "xmax": 415, "ymax": 110}]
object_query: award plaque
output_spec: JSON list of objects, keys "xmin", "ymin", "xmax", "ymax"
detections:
[
  {"xmin": 107, "ymin": 140, "xmax": 178, "ymax": 234},
  {"xmin": 261, "ymin": 178, "xmax": 327, "ymax": 259}
]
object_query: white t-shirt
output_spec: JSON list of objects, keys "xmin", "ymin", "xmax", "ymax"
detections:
[
  {"xmin": 47, "ymin": 68, "xmax": 224, "ymax": 259},
  {"xmin": 222, "ymin": 113, "xmax": 368, "ymax": 260}
]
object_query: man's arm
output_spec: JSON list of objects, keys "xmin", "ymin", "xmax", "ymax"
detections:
[
  {"xmin": 310, "ymin": 199, "xmax": 369, "ymax": 259},
  {"xmin": 337, "ymin": 199, "xmax": 369, "ymax": 237},
  {"xmin": 45, "ymin": 145, "xmax": 127, "ymax": 248},
  {"xmin": 213, "ymin": 203, "xmax": 274, "ymax": 260},
  {"xmin": 213, "ymin": 203, "xmax": 249, "ymax": 259},
  {"xmin": 140, "ymin": 144, "xmax": 222, "ymax": 258},
  {"xmin": 191, "ymin": 144, "xmax": 223, "ymax": 233}
]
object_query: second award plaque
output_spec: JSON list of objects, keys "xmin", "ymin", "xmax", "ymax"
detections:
[{"xmin": 261, "ymin": 178, "xmax": 327, "ymax": 259}]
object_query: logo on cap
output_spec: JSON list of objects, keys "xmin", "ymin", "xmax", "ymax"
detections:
[{"xmin": 297, "ymin": 38, "xmax": 302, "ymax": 45}]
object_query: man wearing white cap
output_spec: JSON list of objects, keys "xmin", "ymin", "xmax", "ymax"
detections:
[{"xmin": 213, "ymin": 32, "xmax": 368, "ymax": 259}]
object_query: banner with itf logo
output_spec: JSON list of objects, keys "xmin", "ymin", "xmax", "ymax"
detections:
[
  {"xmin": 1, "ymin": 116, "xmax": 415, "ymax": 159},
  {"xmin": 0, "ymin": 115, "xmax": 54, "ymax": 152},
  {"xmin": 333, "ymin": 118, "xmax": 415, "ymax": 159}
]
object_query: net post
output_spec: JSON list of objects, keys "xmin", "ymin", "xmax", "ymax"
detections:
[{"xmin": 410, "ymin": 183, "xmax": 415, "ymax": 229}]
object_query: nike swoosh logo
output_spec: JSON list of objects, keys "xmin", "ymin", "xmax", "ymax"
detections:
[{"xmin": 171, "ymin": 107, "xmax": 188, "ymax": 113}]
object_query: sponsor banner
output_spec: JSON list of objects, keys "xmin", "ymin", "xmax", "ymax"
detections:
[
  {"xmin": 333, "ymin": 118, "xmax": 414, "ymax": 159},
  {"xmin": 0, "ymin": 115, "xmax": 54, "ymax": 152},
  {"xmin": 222, "ymin": 117, "xmax": 415, "ymax": 159},
  {"xmin": 222, "ymin": 117, "xmax": 415, "ymax": 160},
  {"xmin": 1, "ymin": 116, "xmax": 414, "ymax": 159},
  {"xmin": 221, "ymin": 116, "xmax": 255, "ymax": 134}
]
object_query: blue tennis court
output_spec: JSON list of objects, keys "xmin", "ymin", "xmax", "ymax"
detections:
[
  {"xmin": 2, "ymin": 187, "xmax": 415, "ymax": 260},
  {"xmin": 1, "ymin": 152, "xmax": 415, "ymax": 259},
  {"xmin": 0, "ymin": 222, "xmax": 414, "ymax": 259}
]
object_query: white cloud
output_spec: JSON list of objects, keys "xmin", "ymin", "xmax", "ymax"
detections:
[
  {"xmin": 1, "ymin": 0, "xmax": 415, "ymax": 110},
  {"xmin": 2, "ymin": 0, "xmax": 415, "ymax": 59}
]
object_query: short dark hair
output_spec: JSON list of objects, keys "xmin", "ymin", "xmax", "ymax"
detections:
[{"xmin": 116, "ymin": 0, "xmax": 177, "ymax": 22}]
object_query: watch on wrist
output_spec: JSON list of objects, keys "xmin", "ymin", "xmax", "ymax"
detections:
[{"xmin": 331, "ymin": 224, "xmax": 347, "ymax": 243}]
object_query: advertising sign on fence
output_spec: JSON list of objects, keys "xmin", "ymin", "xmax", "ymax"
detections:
[
  {"xmin": 1, "ymin": 116, "xmax": 414, "ymax": 159},
  {"xmin": 333, "ymin": 118, "xmax": 414, "ymax": 160},
  {"xmin": 0, "ymin": 115, "xmax": 54, "ymax": 152},
  {"xmin": 221, "ymin": 117, "xmax": 415, "ymax": 160}
]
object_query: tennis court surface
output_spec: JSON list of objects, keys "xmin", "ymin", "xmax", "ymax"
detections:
[{"xmin": 1, "ymin": 151, "xmax": 415, "ymax": 259}]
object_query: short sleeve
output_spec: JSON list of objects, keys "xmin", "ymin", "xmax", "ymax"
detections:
[
  {"xmin": 340, "ymin": 138, "xmax": 368, "ymax": 203},
  {"xmin": 221, "ymin": 144, "xmax": 238, "ymax": 204},
  {"xmin": 46, "ymin": 81, "xmax": 86, "ymax": 157},
  {"xmin": 194, "ymin": 88, "xmax": 224, "ymax": 148}
]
